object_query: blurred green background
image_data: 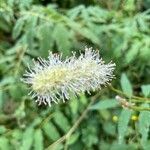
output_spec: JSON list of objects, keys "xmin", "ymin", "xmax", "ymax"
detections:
[{"xmin": 0, "ymin": 0, "xmax": 150, "ymax": 150}]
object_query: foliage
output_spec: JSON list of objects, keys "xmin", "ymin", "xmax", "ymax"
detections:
[{"xmin": 0, "ymin": 0, "xmax": 150, "ymax": 149}]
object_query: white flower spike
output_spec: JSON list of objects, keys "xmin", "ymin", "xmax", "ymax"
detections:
[{"xmin": 22, "ymin": 47, "xmax": 115, "ymax": 106}]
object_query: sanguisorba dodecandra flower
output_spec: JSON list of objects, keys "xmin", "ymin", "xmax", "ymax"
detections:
[{"xmin": 22, "ymin": 47, "xmax": 115, "ymax": 106}]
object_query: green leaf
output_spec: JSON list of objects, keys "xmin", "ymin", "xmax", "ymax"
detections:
[
  {"xmin": 67, "ymin": 20, "xmax": 100, "ymax": 45},
  {"xmin": 47, "ymin": 144, "xmax": 64, "ymax": 150},
  {"xmin": 11, "ymin": 129, "xmax": 23, "ymax": 149},
  {"xmin": 141, "ymin": 141, "xmax": 150, "ymax": 150},
  {"xmin": 141, "ymin": 85, "xmax": 150, "ymax": 97},
  {"xmin": 124, "ymin": 0, "xmax": 135, "ymax": 11},
  {"xmin": 70, "ymin": 96, "xmax": 79, "ymax": 114},
  {"xmin": 30, "ymin": 117, "xmax": 42, "ymax": 127},
  {"xmin": 125, "ymin": 41, "xmax": 140, "ymax": 64},
  {"xmin": 80, "ymin": 94, "xmax": 87, "ymax": 105},
  {"xmin": 53, "ymin": 24, "xmax": 71, "ymax": 56},
  {"xmin": 13, "ymin": 17, "xmax": 25, "ymax": 39},
  {"xmin": 0, "ymin": 125, "xmax": 7, "ymax": 134},
  {"xmin": 53, "ymin": 111, "xmax": 70, "ymax": 133},
  {"xmin": 0, "ymin": 91, "xmax": 3, "ymax": 110},
  {"xmin": 138, "ymin": 104, "xmax": 150, "ymax": 147},
  {"xmin": 103, "ymin": 122, "xmax": 116, "ymax": 136},
  {"xmin": 99, "ymin": 140, "xmax": 110, "ymax": 150},
  {"xmin": 24, "ymin": 15, "xmax": 38, "ymax": 50},
  {"xmin": 12, "ymin": 129, "xmax": 23, "ymax": 141},
  {"xmin": 90, "ymin": 99, "xmax": 118, "ymax": 110},
  {"xmin": 0, "ymin": 17, "xmax": 11, "ymax": 32},
  {"xmin": 0, "ymin": 137, "xmax": 10, "ymax": 150},
  {"xmin": 0, "ymin": 55, "xmax": 15, "ymax": 64},
  {"xmin": 79, "ymin": 28, "xmax": 100, "ymax": 45},
  {"xmin": 0, "ymin": 76, "xmax": 15, "ymax": 86},
  {"xmin": 34, "ymin": 129, "xmax": 43, "ymax": 150},
  {"xmin": 43, "ymin": 122, "xmax": 60, "ymax": 141},
  {"xmin": 67, "ymin": 133, "xmax": 79, "ymax": 145},
  {"xmin": 38, "ymin": 24, "xmax": 54, "ymax": 57},
  {"xmin": 120, "ymin": 73, "xmax": 133, "ymax": 97},
  {"xmin": 19, "ymin": 0, "xmax": 32, "ymax": 9},
  {"xmin": 118, "ymin": 109, "xmax": 132, "ymax": 143},
  {"xmin": 111, "ymin": 142, "xmax": 137, "ymax": 150},
  {"xmin": 9, "ymin": 84, "xmax": 26, "ymax": 100},
  {"xmin": 21, "ymin": 127, "xmax": 34, "ymax": 150},
  {"xmin": 67, "ymin": 5, "xmax": 84, "ymax": 20}
]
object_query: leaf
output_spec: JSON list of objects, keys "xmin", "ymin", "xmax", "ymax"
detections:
[
  {"xmin": 70, "ymin": 96, "xmax": 79, "ymax": 114},
  {"xmin": 111, "ymin": 142, "xmax": 136, "ymax": 150},
  {"xmin": 123, "ymin": 0, "xmax": 135, "ymax": 11},
  {"xmin": 30, "ymin": 117, "xmax": 42, "ymax": 127},
  {"xmin": 81, "ymin": 7, "xmax": 89, "ymax": 22},
  {"xmin": 79, "ymin": 28, "xmax": 100, "ymax": 45},
  {"xmin": 99, "ymin": 140, "xmax": 110, "ymax": 150},
  {"xmin": 87, "ymin": 6, "xmax": 110, "ymax": 21},
  {"xmin": 0, "ymin": 126, "xmax": 7, "ymax": 134},
  {"xmin": 24, "ymin": 15, "xmax": 38, "ymax": 50},
  {"xmin": 48, "ymin": 144, "xmax": 64, "ymax": 150},
  {"xmin": 67, "ymin": 21, "xmax": 100, "ymax": 45},
  {"xmin": 120, "ymin": 73, "xmax": 133, "ymax": 97},
  {"xmin": 67, "ymin": 133, "xmax": 79, "ymax": 145},
  {"xmin": 9, "ymin": 84, "xmax": 26, "ymax": 100},
  {"xmin": 118, "ymin": 109, "xmax": 132, "ymax": 143},
  {"xmin": 138, "ymin": 104, "xmax": 150, "ymax": 147},
  {"xmin": 125, "ymin": 41, "xmax": 140, "ymax": 64},
  {"xmin": 0, "ymin": 55, "xmax": 15, "ymax": 64},
  {"xmin": 13, "ymin": 17, "xmax": 25, "ymax": 39},
  {"xmin": 43, "ymin": 122, "xmax": 60, "ymax": 141},
  {"xmin": 34, "ymin": 129, "xmax": 43, "ymax": 150},
  {"xmin": 103, "ymin": 122, "xmax": 116, "ymax": 136},
  {"xmin": 141, "ymin": 85, "xmax": 150, "ymax": 97},
  {"xmin": 0, "ymin": 17, "xmax": 11, "ymax": 32},
  {"xmin": 137, "ymin": 16, "xmax": 149, "ymax": 32},
  {"xmin": 0, "ymin": 91, "xmax": 3, "ymax": 110},
  {"xmin": 53, "ymin": 111, "xmax": 70, "ymax": 133},
  {"xmin": 12, "ymin": 129, "xmax": 23, "ymax": 141},
  {"xmin": 67, "ymin": 5, "xmax": 84, "ymax": 20},
  {"xmin": 38, "ymin": 24, "xmax": 54, "ymax": 57},
  {"xmin": 19, "ymin": 0, "xmax": 32, "ymax": 9},
  {"xmin": 53, "ymin": 24, "xmax": 71, "ymax": 56},
  {"xmin": 80, "ymin": 94, "xmax": 87, "ymax": 105},
  {"xmin": 0, "ymin": 76, "xmax": 15, "ymax": 86},
  {"xmin": 21, "ymin": 127, "xmax": 34, "ymax": 150},
  {"xmin": 90, "ymin": 99, "xmax": 118, "ymax": 110},
  {"xmin": 0, "ymin": 137, "xmax": 10, "ymax": 150}
]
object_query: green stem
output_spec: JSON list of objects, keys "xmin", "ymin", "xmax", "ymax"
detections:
[
  {"xmin": 130, "ymin": 99, "xmax": 150, "ymax": 103},
  {"xmin": 45, "ymin": 93, "xmax": 100, "ymax": 150},
  {"xmin": 130, "ymin": 106, "xmax": 150, "ymax": 111},
  {"xmin": 109, "ymin": 85, "xmax": 150, "ymax": 101}
]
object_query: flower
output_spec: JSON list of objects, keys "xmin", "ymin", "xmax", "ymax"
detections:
[
  {"xmin": 131, "ymin": 115, "xmax": 138, "ymax": 121},
  {"xmin": 22, "ymin": 47, "xmax": 115, "ymax": 106},
  {"xmin": 112, "ymin": 115, "xmax": 118, "ymax": 122}
]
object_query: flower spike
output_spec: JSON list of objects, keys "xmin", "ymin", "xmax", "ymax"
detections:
[{"xmin": 22, "ymin": 47, "xmax": 115, "ymax": 106}]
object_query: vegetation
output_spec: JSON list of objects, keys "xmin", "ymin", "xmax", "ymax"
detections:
[{"xmin": 0, "ymin": 0, "xmax": 150, "ymax": 149}]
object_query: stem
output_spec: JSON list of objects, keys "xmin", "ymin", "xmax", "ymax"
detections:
[
  {"xmin": 130, "ymin": 106, "xmax": 150, "ymax": 111},
  {"xmin": 109, "ymin": 85, "xmax": 150, "ymax": 101},
  {"xmin": 45, "ymin": 93, "xmax": 99, "ymax": 150},
  {"xmin": 14, "ymin": 46, "xmax": 27, "ymax": 76},
  {"xmin": 37, "ymin": 113, "xmax": 53, "ymax": 129},
  {"xmin": 130, "ymin": 99, "xmax": 150, "ymax": 103},
  {"xmin": 0, "ymin": 114, "xmax": 16, "ymax": 124}
]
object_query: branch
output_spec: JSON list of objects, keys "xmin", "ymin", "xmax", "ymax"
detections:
[
  {"xmin": 45, "ymin": 93, "xmax": 100, "ymax": 150},
  {"xmin": 109, "ymin": 85, "xmax": 150, "ymax": 101}
]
